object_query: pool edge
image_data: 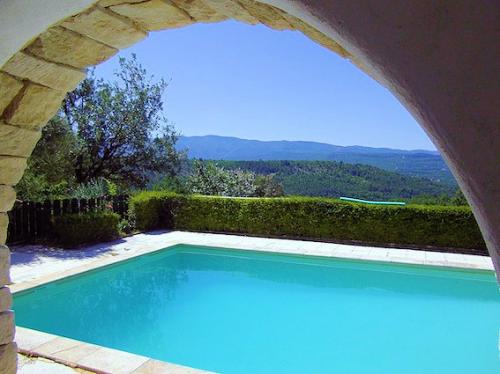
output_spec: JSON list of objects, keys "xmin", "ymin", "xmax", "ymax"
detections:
[
  {"xmin": 10, "ymin": 232, "xmax": 494, "ymax": 295},
  {"xmin": 10, "ymin": 231, "xmax": 496, "ymax": 373},
  {"xmin": 16, "ymin": 326, "xmax": 211, "ymax": 374}
]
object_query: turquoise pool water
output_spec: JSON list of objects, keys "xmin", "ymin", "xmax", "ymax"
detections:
[{"xmin": 14, "ymin": 245, "xmax": 500, "ymax": 373}]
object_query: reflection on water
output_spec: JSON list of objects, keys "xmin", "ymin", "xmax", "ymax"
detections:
[{"xmin": 176, "ymin": 246, "xmax": 499, "ymax": 301}]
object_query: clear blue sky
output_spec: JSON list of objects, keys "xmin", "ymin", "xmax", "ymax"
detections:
[{"xmin": 95, "ymin": 21, "xmax": 435, "ymax": 151}]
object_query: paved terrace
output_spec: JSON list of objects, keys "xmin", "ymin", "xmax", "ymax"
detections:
[{"xmin": 9, "ymin": 231, "xmax": 494, "ymax": 373}]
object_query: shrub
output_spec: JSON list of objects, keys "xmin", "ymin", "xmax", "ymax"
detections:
[
  {"xmin": 129, "ymin": 191, "xmax": 181, "ymax": 230},
  {"xmin": 53, "ymin": 211, "xmax": 120, "ymax": 248},
  {"xmin": 71, "ymin": 178, "xmax": 118, "ymax": 199},
  {"xmin": 118, "ymin": 219, "xmax": 134, "ymax": 234},
  {"xmin": 129, "ymin": 192, "xmax": 487, "ymax": 253}
]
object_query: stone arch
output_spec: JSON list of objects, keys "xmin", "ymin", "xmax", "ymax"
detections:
[{"xmin": 0, "ymin": 1, "xmax": 498, "ymax": 371}]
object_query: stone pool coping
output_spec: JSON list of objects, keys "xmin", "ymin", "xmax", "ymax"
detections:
[
  {"xmin": 11, "ymin": 231, "xmax": 495, "ymax": 373},
  {"xmin": 16, "ymin": 327, "xmax": 208, "ymax": 374}
]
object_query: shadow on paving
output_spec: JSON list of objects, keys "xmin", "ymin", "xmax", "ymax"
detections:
[
  {"xmin": 9, "ymin": 238, "xmax": 127, "ymax": 266},
  {"xmin": 9, "ymin": 229, "xmax": 173, "ymax": 267}
]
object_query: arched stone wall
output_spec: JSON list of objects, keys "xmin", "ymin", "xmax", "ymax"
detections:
[{"xmin": 0, "ymin": 1, "xmax": 498, "ymax": 372}]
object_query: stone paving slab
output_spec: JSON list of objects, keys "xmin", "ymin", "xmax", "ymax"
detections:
[
  {"xmin": 16, "ymin": 327, "xmax": 209, "ymax": 374},
  {"xmin": 18, "ymin": 354, "xmax": 81, "ymax": 373}
]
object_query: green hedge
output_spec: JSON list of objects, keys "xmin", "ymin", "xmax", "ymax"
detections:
[
  {"xmin": 53, "ymin": 211, "xmax": 120, "ymax": 248},
  {"xmin": 129, "ymin": 191, "xmax": 487, "ymax": 252}
]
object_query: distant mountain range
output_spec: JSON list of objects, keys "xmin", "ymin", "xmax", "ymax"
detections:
[{"xmin": 176, "ymin": 135, "xmax": 456, "ymax": 185}]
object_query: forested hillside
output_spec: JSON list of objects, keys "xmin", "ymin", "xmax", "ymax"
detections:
[
  {"xmin": 177, "ymin": 135, "xmax": 456, "ymax": 185},
  {"xmin": 206, "ymin": 160, "xmax": 456, "ymax": 200}
]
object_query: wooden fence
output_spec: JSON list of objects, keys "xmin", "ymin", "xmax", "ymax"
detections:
[{"xmin": 7, "ymin": 195, "xmax": 129, "ymax": 245}]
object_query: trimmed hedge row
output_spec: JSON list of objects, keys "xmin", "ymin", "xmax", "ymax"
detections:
[
  {"xmin": 53, "ymin": 211, "xmax": 120, "ymax": 248},
  {"xmin": 129, "ymin": 191, "xmax": 487, "ymax": 252}
]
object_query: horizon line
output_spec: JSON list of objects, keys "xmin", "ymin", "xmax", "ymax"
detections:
[{"xmin": 178, "ymin": 134, "xmax": 439, "ymax": 153}]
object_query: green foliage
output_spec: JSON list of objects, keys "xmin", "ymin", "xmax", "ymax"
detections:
[
  {"xmin": 106, "ymin": 180, "xmax": 119, "ymax": 196},
  {"xmin": 118, "ymin": 219, "xmax": 134, "ymax": 234},
  {"xmin": 452, "ymin": 189, "xmax": 468, "ymax": 205},
  {"xmin": 187, "ymin": 161, "xmax": 246, "ymax": 196},
  {"xmin": 254, "ymin": 175, "xmax": 285, "ymax": 197},
  {"xmin": 16, "ymin": 116, "xmax": 77, "ymax": 201},
  {"xmin": 129, "ymin": 191, "xmax": 181, "ymax": 230},
  {"xmin": 17, "ymin": 54, "xmax": 185, "ymax": 202},
  {"xmin": 149, "ymin": 175, "xmax": 189, "ymax": 194},
  {"xmin": 407, "ymin": 189, "xmax": 469, "ymax": 206},
  {"xmin": 26, "ymin": 116, "xmax": 78, "ymax": 184},
  {"xmin": 52, "ymin": 211, "xmax": 120, "ymax": 247},
  {"xmin": 186, "ymin": 160, "xmax": 283, "ymax": 197},
  {"xmin": 61, "ymin": 54, "xmax": 184, "ymax": 187},
  {"xmin": 71, "ymin": 178, "xmax": 118, "ymax": 199},
  {"xmin": 212, "ymin": 160, "xmax": 456, "ymax": 200},
  {"xmin": 15, "ymin": 172, "xmax": 70, "ymax": 202},
  {"xmin": 130, "ymin": 192, "xmax": 486, "ymax": 251},
  {"xmin": 324, "ymin": 152, "xmax": 457, "ymax": 186}
]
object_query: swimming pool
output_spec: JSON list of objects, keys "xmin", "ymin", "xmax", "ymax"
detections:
[{"xmin": 14, "ymin": 244, "xmax": 500, "ymax": 373}]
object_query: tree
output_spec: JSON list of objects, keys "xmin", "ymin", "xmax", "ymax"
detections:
[
  {"xmin": 16, "ymin": 55, "xmax": 185, "ymax": 201},
  {"xmin": 149, "ymin": 174, "xmax": 190, "ymax": 194},
  {"xmin": 62, "ymin": 54, "xmax": 183, "ymax": 187},
  {"xmin": 188, "ymin": 161, "xmax": 242, "ymax": 196},
  {"xmin": 187, "ymin": 161, "xmax": 283, "ymax": 197},
  {"xmin": 24, "ymin": 116, "xmax": 77, "ymax": 185},
  {"xmin": 452, "ymin": 188, "xmax": 469, "ymax": 206},
  {"xmin": 254, "ymin": 175, "xmax": 284, "ymax": 197},
  {"xmin": 16, "ymin": 116, "xmax": 77, "ymax": 200}
]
